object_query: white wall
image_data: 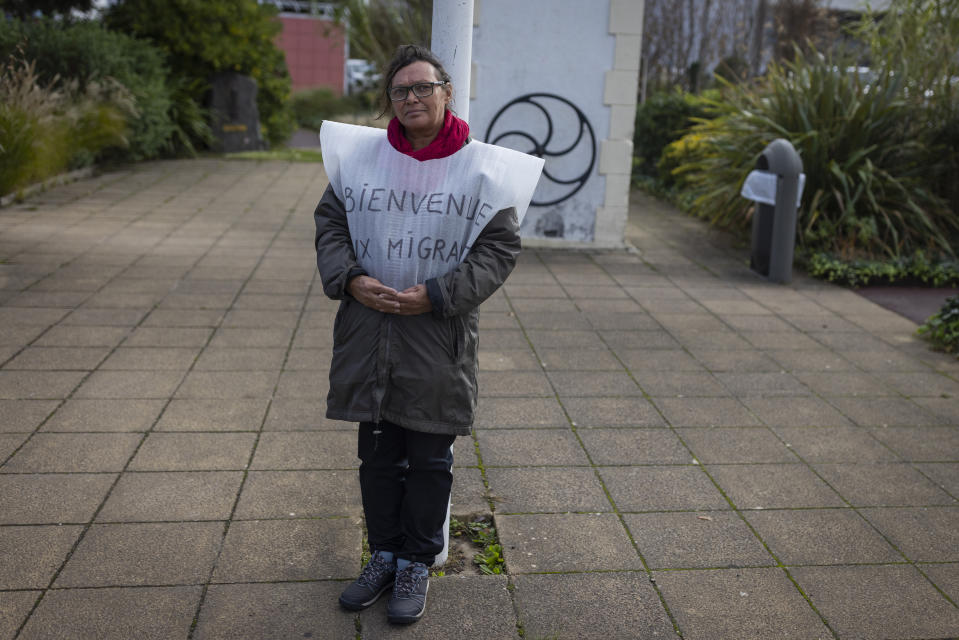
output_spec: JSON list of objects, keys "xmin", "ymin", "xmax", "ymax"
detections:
[{"xmin": 470, "ymin": 0, "xmax": 626, "ymax": 244}]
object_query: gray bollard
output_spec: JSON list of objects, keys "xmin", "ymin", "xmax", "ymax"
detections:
[{"xmin": 743, "ymin": 139, "xmax": 803, "ymax": 284}]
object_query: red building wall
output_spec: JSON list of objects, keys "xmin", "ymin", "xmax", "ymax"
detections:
[{"xmin": 276, "ymin": 15, "xmax": 346, "ymax": 94}]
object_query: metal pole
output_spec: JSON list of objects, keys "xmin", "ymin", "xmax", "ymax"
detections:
[
  {"xmin": 429, "ymin": 0, "xmax": 474, "ymax": 568},
  {"xmin": 431, "ymin": 0, "xmax": 474, "ymax": 123}
]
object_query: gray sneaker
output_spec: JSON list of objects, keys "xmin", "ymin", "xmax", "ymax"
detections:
[
  {"xmin": 339, "ymin": 551, "xmax": 396, "ymax": 611},
  {"xmin": 386, "ymin": 561, "xmax": 429, "ymax": 624}
]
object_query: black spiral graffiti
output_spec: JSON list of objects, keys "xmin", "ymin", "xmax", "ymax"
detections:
[{"xmin": 484, "ymin": 94, "xmax": 596, "ymax": 207}]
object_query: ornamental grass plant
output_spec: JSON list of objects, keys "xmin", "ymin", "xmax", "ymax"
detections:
[
  {"xmin": 0, "ymin": 55, "xmax": 132, "ymax": 197},
  {"xmin": 666, "ymin": 52, "xmax": 958, "ymax": 260}
]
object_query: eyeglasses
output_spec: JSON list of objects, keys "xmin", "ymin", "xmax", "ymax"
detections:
[{"xmin": 389, "ymin": 81, "xmax": 448, "ymax": 102}]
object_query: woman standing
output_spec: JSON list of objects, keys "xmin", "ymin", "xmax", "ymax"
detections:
[{"xmin": 314, "ymin": 44, "xmax": 542, "ymax": 625}]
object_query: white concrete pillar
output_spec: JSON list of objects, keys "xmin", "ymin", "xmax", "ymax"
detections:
[
  {"xmin": 431, "ymin": 0, "xmax": 474, "ymax": 123},
  {"xmin": 430, "ymin": 0, "xmax": 474, "ymax": 568}
]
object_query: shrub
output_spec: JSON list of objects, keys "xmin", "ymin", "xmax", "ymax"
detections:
[
  {"xmin": 804, "ymin": 251, "xmax": 959, "ymax": 287},
  {"xmin": 633, "ymin": 89, "xmax": 718, "ymax": 180},
  {"xmin": 0, "ymin": 56, "xmax": 131, "ymax": 196},
  {"xmin": 0, "ymin": 18, "xmax": 174, "ymax": 161},
  {"xmin": 667, "ymin": 52, "xmax": 957, "ymax": 260},
  {"xmin": 105, "ymin": 0, "xmax": 296, "ymax": 148},
  {"xmin": 291, "ymin": 88, "xmax": 368, "ymax": 131},
  {"xmin": 918, "ymin": 296, "xmax": 959, "ymax": 354}
]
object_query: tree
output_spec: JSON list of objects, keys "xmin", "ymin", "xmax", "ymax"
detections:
[
  {"xmin": 105, "ymin": 0, "xmax": 295, "ymax": 146},
  {"xmin": 0, "ymin": 0, "xmax": 93, "ymax": 19},
  {"xmin": 333, "ymin": 0, "xmax": 431, "ymax": 73},
  {"xmin": 641, "ymin": 0, "xmax": 762, "ymax": 95}
]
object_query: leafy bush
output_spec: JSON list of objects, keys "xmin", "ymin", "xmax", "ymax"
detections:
[
  {"xmin": 633, "ymin": 89, "xmax": 718, "ymax": 179},
  {"xmin": 918, "ymin": 295, "xmax": 959, "ymax": 354},
  {"xmin": 804, "ymin": 251, "xmax": 959, "ymax": 287},
  {"xmin": 667, "ymin": 52, "xmax": 957, "ymax": 260},
  {"xmin": 105, "ymin": 0, "xmax": 296, "ymax": 148},
  {"xmin": 0, "ymin": 56, "xmax": 131, "ymax": 196},
  {"xmin": 291, "ymin": 88, "xmax": 369, "ymax": 131},
  {"xmin": 0, "ymin": 18, "xmax": 175, "ymax": 161}
]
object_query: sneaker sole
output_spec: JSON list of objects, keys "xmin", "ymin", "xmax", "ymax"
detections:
[{"xmin": 338, "ymin": 583, "xmax": 392, "ymax": 611}]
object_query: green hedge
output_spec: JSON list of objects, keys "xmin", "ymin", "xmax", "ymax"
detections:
[{"xmin": 0, "ymin": 18, "xmax": 176, "ymax": 161}]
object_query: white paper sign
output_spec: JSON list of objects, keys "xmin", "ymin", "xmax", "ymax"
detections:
[
  {"xmin": 741, "ymin": 170, "xmax": 806, "ymax": 208},
  {"xmin": 320, "ymin": 121, "xmax": 544, "ymax": 291}
]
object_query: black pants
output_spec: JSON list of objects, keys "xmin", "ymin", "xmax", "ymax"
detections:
[{"xmin": 358, "ymin": 420, "xmax": 455, "ymax": 565}]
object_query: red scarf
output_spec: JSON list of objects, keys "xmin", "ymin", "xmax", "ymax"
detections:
[{"xmin": 387, "ymin": 110, "xmax": 470, "ymax": 161}]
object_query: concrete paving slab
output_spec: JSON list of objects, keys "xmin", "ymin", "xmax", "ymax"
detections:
[
  {"xmin": 32, "ymin": 326, "xmax": 128, "ymax": 348},
  {"xmin": 156, "ymin": 398, "xmax": 269, "ymax": 432},
  {"xmin": 282, "ymin": 348, "xmax": 332, "ymax": 371},
  {"xmin": 690, "ymin": 349, "xmax": 781, "ymax": 373},
  {"xmin": 97, "ymin": 471, "xmax": 243, "ymax": 522},
  {"xmin": 476, "ymin": 428, "xmax": 588, "ymax": 467},
  {"xmin": 744, "ymin": 508, "xmax": 901, "ymax": 565},
  {"xmin": 233, "ymin": 470, "xmax": 361, "ymax": 519},
  {"xmin": 813, "ymin": 463, "xmax": 956, "ymax": 506},
  {"xmin": 921, "ymin": 562, "xmax": 959, "ymax": 604},
  {"xmin": 129, "ymin": 433, "xmax": 256, "ymax": 471},
  {"xmin": 123, "ymin": 327, "xmax": 212, "ymax": 348},
  {"xmin": 584, "ymin": 310, "xmax": 660, "ymax": 330},
  {"xmin": 3, "ymin": 432, "xmax": 140, "ymax": 472},
  {"xmin": 55, "ymin": 521, "xmax": 223, "ymax": 587},
  {"xmin": 261, "ymin": 398, "xmax": 347, "ymax": 431},
  {"xmin": 250, "ymin": 431, "xmax": 356, "ymax": 469},
  {"xmin": 486, "ymin": 466, "xmax": 611, "ymax": 513},
  {"xmin": 0, "ymin": 433, "xmax": 28, "ymax": 461},
  {"xmin": 3, "ymin": 346, "xmax": 109, "ymax": 370},
  {"xmin": 679, "ymin": 427, "xmax": 796, "ymax": 464},
  {"xmin": 0, "ymin": 591, "xmax": 39, "ymax": 640},
  {"xmin": 578, "ymin": 428, "xmax": 690, "ymax": 465},
  {"xmin": 562, "ymin": 396, "xmax": 665, "ymax": 427},
  {"xmin": 99, "ymin": 347, "xmax": 200, "ymax": 371},
  {"xmin": 212, "ymin": 518, "xmax": 359, "ymax": 582},
  {"xmin": 548, "ymin": 370, "xmax": 643, "ymax": 396},
  {"xmin": 653, "ymin": 397, "xmax": 761, "ymax": 427},
  {"xmin": 619, "ymin": 348, "xmax": 703, "ymax": 372},
  {"xmin": 537, "ymin": 347, "xmax": 622, "ymax": 371},
  {"xmin": 599, "ymin": 465, "xmax": 729, "ymax": 512},
  {"xmin": 0, "ymin": 473, "xmax": 115, "ymax": 524},
  {"xmin": 765, "ymin": 348, "xmax": 857, "ymax": 373},
  {"xmin": 707, "ymin": 464, "xmax": 845, "ymax": 509},
  {"xmin": 791, "ymin": 564, "xmax": 959, "ymax": 639},
  {"xmin": 914, "ymin": 397, "xmax": 959, "ymax": 425},
  {"xmin": 625, "ymin": 511, "xmax": 773, "ymax": 569},
  {"xmin": 467, "ymin": 399, "xmax": 560, "ymax": 436},
  {"xmin": 451, "ymin": 466, "xmax": 489, "ymax": 515},
  {"xmin": 515, "ymin": 310, "xmax": 593, "ymax": 330},
  {"xmin": 140, "ymin": 309, "xmax": 224, "ymax": 328},
  {"xmin": 0, "ymin": 370, "xmax": 86, "ymax": 400},
  {"xmin": 497, "ymin": 513, "xmax": 642, "ymax": 573},
  {"xmin": 860, "ymin": 507, "xmax": 959, "ymax": 561},
  {"xmin": 653, "ymin": 567, "xmax": 831, "ymax": 640},
  {"xmin": 774, "ymin": 426, "xmax": 900, "ymax": 463},
  {"xmin": 74, "ymin": 370, "xmax": 185, "ymax": 399},
  {"xmin": 0, "ymin": 400, "xmax": 60, "ymax": 433},
  {"xmin": 0, "ymin": 525, "xmax": 84, "ymax": 589},
  {"xmin": 743, "ymin": 396, "xmax": 855, "ymax": 428},
  {"xmin": 916, "ymin": 462, "xmax": 959, "ymax": 496},
  {"xmin": 42, "ymin": 398, "xmax": 165, "ymax": 432},
  {"xmin": 18, "ymin": 586, "xmax": 200, "ymax": 640},
  {"xmin": 193, "ymin": 582, "xmax": 355, "ymax": 640},
  {"xmin": 634, "ymin": 371, "xmax": 729, "ymax": 397},
  {"xmin": 359, "ymin": 575, "xmax": 517, "ymax": 639},
  {"xmin": 512, "ymin": 572, "xmax": 675, "ymax": 640},
  {"xmin": 602, "ymin": 328, "xmax": 681, "ymax": 350},
  {"xmin": 868, "ymin": 426, "xmax": 959, "ymax": 462},
  {"xmin": 175, "ymin": 370, "xmax": 279, "ymax": 399},
  {"xmin": 476, "ymin": 370, "xmax": 553, "ymax": 397}
]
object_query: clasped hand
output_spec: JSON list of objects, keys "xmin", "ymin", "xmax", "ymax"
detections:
[{"xmin": 347, "ymin": 275, "xmax": 432, "ymax": 315}]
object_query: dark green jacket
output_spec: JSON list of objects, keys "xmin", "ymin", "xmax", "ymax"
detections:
[{"xmin": 313, "ymin": 184, "xmax": 521, "ymax": 435}]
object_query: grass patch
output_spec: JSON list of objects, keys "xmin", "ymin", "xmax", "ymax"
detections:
[
  {"xmin": 223, "ymin": 148, "xmax": 323, "ymax": 163},
  {"xmin": 448, "ymin": 515, "xmax": 506, "ymax": 576}
]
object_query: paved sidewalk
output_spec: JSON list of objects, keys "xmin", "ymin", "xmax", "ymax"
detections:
[{"xmin": 1, "ymin": 159, "xmax": 957, "ymax": 639}]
